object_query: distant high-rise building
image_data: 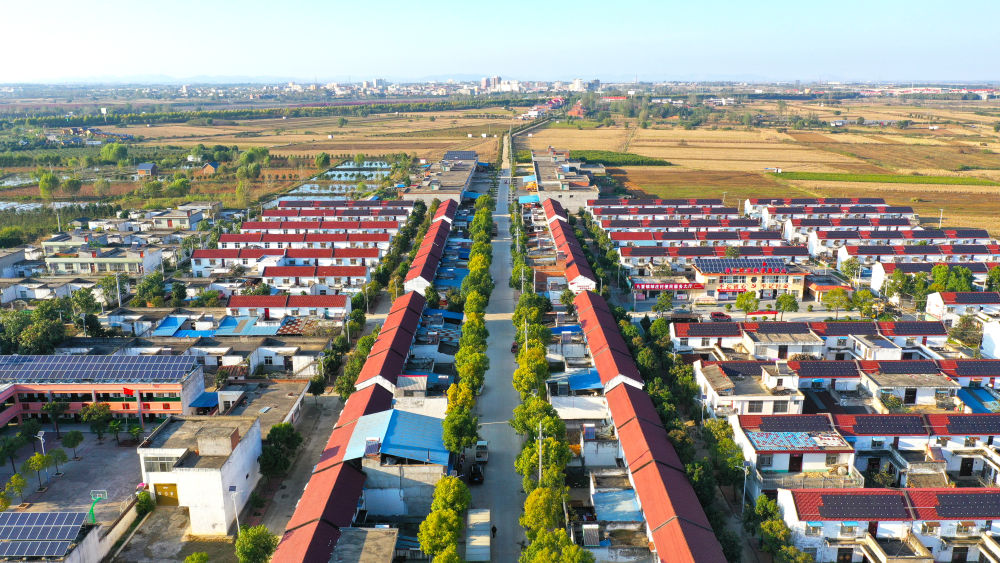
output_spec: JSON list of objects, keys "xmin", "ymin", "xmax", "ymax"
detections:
[
  {"xmin": 490, "ymin": 76, "xmax": 501, "ymax": 88},
  {"xmin": 373, "ymin": 78, "xmax": 386, "ymax": 88},
  {"xmin": 480, "ymin": 77, "xmax": 489, "ymax": 90}
]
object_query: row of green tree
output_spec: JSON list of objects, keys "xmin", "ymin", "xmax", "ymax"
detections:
[
  {"xmin": 12, "ymin": 97, "xmax": 545, "ymax": 128},
  {"xmin": 442, "ymin": 193, "xmax": 497, "ymax": 453}
]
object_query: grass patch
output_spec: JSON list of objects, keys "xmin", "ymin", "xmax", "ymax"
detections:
[
  {"xmin": 549, "ymin": 120, "xmax": 603, "ymax": 129},
  {"xmin": 770, "ymin": 171, "xmax": 1000, "ymax": 186},
  {"xmin": 514, "ymin": 150, "xmax": 532, "ymax": 164},
  {"xmin": 570, "ymin": 150, "xmax": 671, "ymax": 167}
]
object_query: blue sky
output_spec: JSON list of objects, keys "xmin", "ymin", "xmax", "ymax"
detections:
[{"xmin": 3, "ymin": 0, "xmax": 998, "ymax": 83}]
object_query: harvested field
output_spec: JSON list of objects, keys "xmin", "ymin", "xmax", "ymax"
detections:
[
  {"xmin": 800, "ymin": 182, "xmax": 1000, "ymax": 234},
  {"xmin": 787, "ymin": 132, "xmax": 838, "ymax": 143},
  {"xmin": 805, "ymin": 142, "xmax": 1000, "ymax": 172},
  {"xmin": 526, "ymin": 127, "xmax": 629, "ymax": 151}
]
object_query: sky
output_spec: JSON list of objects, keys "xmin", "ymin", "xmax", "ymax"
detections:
[{"xmin": 3, "ymin": 0, "xmax": 999, "ymax": 84}]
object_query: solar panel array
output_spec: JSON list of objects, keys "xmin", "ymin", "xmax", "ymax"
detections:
[
  {"xmin": 818, "ymin": 494, "xmax": 908, "ymax": 519},
  {"xmin": 886, "ymin": 322, "xmax": 946, "ymax": 336},
  {"xmin": 852, "ymin": 415, "xmax": 926, "ymax": 435},
  {"xmin": 820, "ymin": 322, "xmax": 877, "ymax": 336},
  {"xmin": 0, "ymin": 356, "xmax": 197, "ymax": 384},
  {"xmin": 935, "ymin": 493, "xmax": 1000, "ymax": 519},
  {"xmin": 952, "ymin": 292, "xmax": 1000, "ymax": 304},
  {"xmin": 954, "ymin": 361, "xmax": 1000, "ymax": 377},
  {"xmin": 757, "ymin": 415, "xmax": 831, "ymax": 433},
  {"xmin": 945, "ymin": 416, "xmax": 1000, "ymax": 436},
  {"xmin": 719, "ymin": 362, "xmax": 766, "ymax": 378},
  {"xmin": 0, "ymin": 512, "xmax": 86, "ymax": 559},
  {"xmin": 686, "ymin": 323, "xmax": 741, "ymax": 337},
  {"xmin": 797, "ymin": 362, "xmax": 860, "ymax": 379},
  {"xmin": 0, "ymin": 541, "xmax": 71, "ymax": 558},
  {"xmin": 877, "ymin": 360, "xmax": 940, "ymax": 374},
  {"xmin": 693, "ymin": 258, "xmax": 787, "ymax": 274},
  {"xmin": 753, "ymin": 322, "xmax": 810, "ymax": 334}
]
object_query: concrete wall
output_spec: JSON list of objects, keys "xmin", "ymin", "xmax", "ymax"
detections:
[
  {"xmin": 360, "ymin": 458, "xmax": 445, "ymax": 516},
  {"xmin": 180, "ymin": 367, "xmax": 207, "ymax": 415}
]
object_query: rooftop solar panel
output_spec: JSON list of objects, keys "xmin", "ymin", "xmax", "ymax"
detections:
[
  {"xmin": 757, "ymin": 415, "xmax": 831, "ymax": 433},
  {"xmin": 797, "ymin": 361, "xmax": 859, "ymax": 378},
  {"xmin": 693, "ymin": 258, "xmax": 787, "ymax": 274},
  {"xmin": 953, "ymin": 361, "xmax": 1000, "ymax": 377},
  {"xmin": 753, "ymin": 322, "xmax": 810, "ymax": 334},
  {"xmin": 818, "ymin": 322, "xmax": 877, "ymax": 336},
  {"xmin": 0, "ymin": 356, "xmax": 197, "ymax": 384},
  {"xmin": 886, "ymin": 322, "xmax": 947, "ymax": 336},
  {"xmin": 818, "ymin": 494, "xmax": 908, "ymax": 519},
  {"xmin": 935, "ymin": 492, "xmax": 1000, "ymax": 519},
  {"xmin": 877, "ymin": 360, "xmax": 940, "ymax": 374},
  {"xmin": 945, "ymin": 415, "xmax": 1000, "ymax": 436},
  {"xmin": 852, "ymin": 415, "xmax": 926, "ymax": 435},
  {"xmin": 686, "ymin": 323, "xmax": 741, "ymax": 337}
]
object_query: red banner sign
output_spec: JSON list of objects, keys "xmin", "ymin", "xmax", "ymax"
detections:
[{"xmin": 634, "ymin": 283, "xmax": 705, "ymax": 290}]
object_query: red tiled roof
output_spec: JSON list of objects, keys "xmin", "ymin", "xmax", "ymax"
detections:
[
  {"xmin": 790, "ymin": 489, "xmax": 910, "ymax": 521},
  {"xmin": 315, "ymin": 266, "xmax": 367, "ymax": 277},
  {"xmin": 650, "ymin": 519, "xmax": 726, "ymax": 563},
  {"xmin": 192, "ymin": 249, "xmax": 240, "ymax": 259},
  {"xmin": 285, "ymin": 248, "xmax": 335, "ymax": 259},
  {"xmin": 605, "ymin": 384, "xmax": 662, "ymax": 429},
  {"xmin": 284, "ymin": 462, "xmax": 365, "ymax": 530},
  {"xmin": 314, "ymin": 422, "xmax": 355, "ymax": 474},
  {"xmin": 909, "ymin": 488, "xmax": 1000, "ymax": 520},
  {"xmin": 226, "ymin": 295, "xmax": 288, "ymax": 308},
  {"xmin": 287, "ymin": 295, "xmax": 348, "ymax": 308},
  {"xmin": 262, "ymin": 266, "xmax": 316, "ymax": 278},
  {"xmin": 335, "ymin": 385, "xmax": 393, "ymax": 428},
  {"xmin": 273, "ymin": 521, "xmax": 341, "ymax": 563},
  {"xmin": 631, "ymin": 460, "xmax": 712, "ymax": 532}
]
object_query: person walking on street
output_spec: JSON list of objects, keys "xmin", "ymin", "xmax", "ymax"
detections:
[{"xmin": 491, "ymin": 525, "xmax": 497, "ymax": 538}]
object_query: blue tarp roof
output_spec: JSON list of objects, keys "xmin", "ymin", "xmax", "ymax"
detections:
[
  {"xmin": 215, "ymin": 316, "xmax": 282, "ymax": 336},
  {"xmin": 345, "ymin": 410, "xmax": 449, "ymax": 466},
  {"xmin": 190, "ymin": 392, "xmax": 219, "ymax": 409},
  {"xmin": 463, "ymin": 192, "xmax": 483, "ymax": 199},
  {"xmin": 434, "ymin": 267, "xmax": 469, "ymax": 289},
  {"xmin": 568, "ymin": 369, "xmax": 602, "ymax": 391},
  {"xmin": 519, "ymin": 195, "xmax": 540, "ymax": 204},
  {"xmin": 550, "ymin": 324, "xmax": 582, "ymax": 334}
]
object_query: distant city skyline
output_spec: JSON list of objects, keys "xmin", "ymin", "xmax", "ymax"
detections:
[{"xmin": 3, "ymin": 0, "xmax": 999, "ymax": 84}]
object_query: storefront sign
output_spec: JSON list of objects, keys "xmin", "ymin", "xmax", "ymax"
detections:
[
  {"xmin": 718, "ymin": 283, "xmax": 790, "ymax": 291},
  {"xmin": 633, "ymin": 282, "xmax": 705, "ymax": 290}
]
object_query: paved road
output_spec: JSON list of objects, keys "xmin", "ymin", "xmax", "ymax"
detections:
[{"xmin": 469, "ymin": 135, "xmax": 527, "ymax": 561}]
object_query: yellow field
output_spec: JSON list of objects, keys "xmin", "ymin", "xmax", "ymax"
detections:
[{"xmin": 113, "ymin": 109, "xmax": 519, "ymax": 160}]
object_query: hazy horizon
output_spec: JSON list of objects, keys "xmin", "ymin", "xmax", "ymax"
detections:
[{"xmin": 3, "ymin": 0, "xmax": 999, "ymax": 84}]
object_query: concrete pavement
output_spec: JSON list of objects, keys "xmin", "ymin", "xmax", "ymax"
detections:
[{"xmin": 468, "ymin": 136, "xmax": 527, "ymax": 561}]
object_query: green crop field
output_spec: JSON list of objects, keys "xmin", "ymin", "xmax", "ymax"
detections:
[
  {"xmin": 770, "ymin": 171, "xmax": 1000, "ymax": 186},
  {"xmin": 570, "ymin": 150, "xmax": 671, "ymax": 167}
]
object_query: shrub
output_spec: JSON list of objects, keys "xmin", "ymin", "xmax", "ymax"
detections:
[{"xmin": 135, "ymin": 491, "xmax": 154, "ymax": 516}]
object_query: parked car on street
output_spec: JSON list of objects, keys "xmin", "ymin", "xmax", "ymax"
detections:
[
  {"xmin": 469, "ymin": 462, "xmax": 485, "ymax": 484},
  {"xmin": 710, "ymin": 311, "xmax": 732, "ymax": 322}
]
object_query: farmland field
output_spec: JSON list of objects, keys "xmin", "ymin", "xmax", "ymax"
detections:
[{"xmin": 515, "ymin": 99, "xmax": 1000, "ymax": 235}]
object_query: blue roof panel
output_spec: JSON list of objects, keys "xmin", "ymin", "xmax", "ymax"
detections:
[
  {"xmin": 190, "ymin": 392, "xmax": 219, "ymax": 408},
  {"xmin": 345, "ymin": 410, "xmax": 449, "ymax": 466},
  {"xmin": 592, "ymin": 490, "xmax": 643, "ymax": 522}
]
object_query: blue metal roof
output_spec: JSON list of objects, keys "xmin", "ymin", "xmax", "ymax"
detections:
[
  {"xmin": 190, "ymin": 392, "xmax": 219, "ymax": 408},
  {"xmin": 958, "ymin": 387, "xmax": 1000, "ymax": 414},
  {"xmin": 550, "ymin": 324, "xmax": 581, "ymax": 334},
  {"xmin": 346, "ymin": 410, "xmax": 449, "ymax": 466},
  {"xmin": 592, "ymin": 490, "xmax": 643, "ymax": 522},
  {"xmin": 152, "ymin": 316, "xmax": 183, "ymax": 337},
  {"xmin": 214, "ymin": 316, "xmax": 282, "ymax": 337},
  {"xmin": 519, "ymin": 195, "xmax": 540, "ymax": 204},
  {"xmin": 568, "ymin": 369, "xmax": 602, "ymax": 391}
]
